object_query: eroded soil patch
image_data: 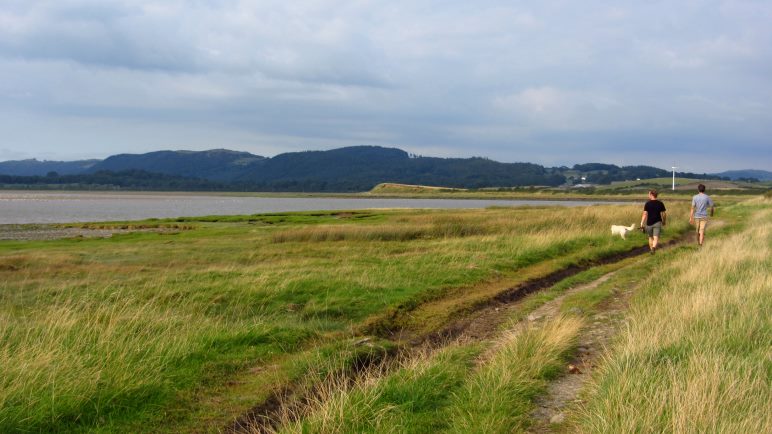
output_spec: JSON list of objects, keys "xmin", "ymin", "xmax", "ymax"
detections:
[
  {"xmin": 224, "ymin": 234, "xmax": 690, "ymax": 433},
  {"xmin": 526, "ymin": 275, "xmax": 631, "ymax": 432},
  {"xmin": 408, "ymin": 236, "xmax": 683, "ymax": 348},
  {"xmin": 0, "ymin": 224, "xmax": 190, "ymax": 241}
]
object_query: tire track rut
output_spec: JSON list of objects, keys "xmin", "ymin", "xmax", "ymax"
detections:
[{"xmin": 225, "ymin": 235, "xmax": 689, "ymax": 433}]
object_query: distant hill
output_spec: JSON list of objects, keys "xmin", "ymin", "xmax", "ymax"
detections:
[
  {"xmin": 235, "ymin": 146, "xmax": 565, "ymax": 191},
  {"xmin": 0, "ymin": 159, "xmax": 99, "ymax": 176},
  {"xmin": 0, "ymin": 146, "xmax": 565, "ymax": 191},
  {"xmin": 565, "ymin": 163, "xmax": 726, "ymax": 184},
  {"xmin": 712, "ymin": 169, "xmax": 772, "ymax": 181},
  {"xmin": 0, "ymin": 169, "xmax": 227, "ymax": 191},
  {"xmin": 88, "ymin": 149, "xmax": 264, "ymax": 181},
  {"xmin": 1, "ymin": 146, "xmax": 769, "ymax": 192}
]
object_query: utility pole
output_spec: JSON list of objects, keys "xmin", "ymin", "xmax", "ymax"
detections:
[{"xmin": 671, "ymin": 166, "xmax": 678, "ymax": 191}]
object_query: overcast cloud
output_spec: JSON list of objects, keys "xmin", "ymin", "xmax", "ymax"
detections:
[{"xmin": 1, "ymin": 0, "xmax": 770, "ymax": 172}]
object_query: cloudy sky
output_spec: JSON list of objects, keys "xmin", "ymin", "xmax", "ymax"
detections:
[{"xmin": 1, "ymin": 0, "xmax": 770, "ymax": 172}]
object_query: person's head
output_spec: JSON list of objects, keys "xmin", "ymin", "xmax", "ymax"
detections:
[
  {"xmin": 649, "ymin": 189, "xmax": 658, "ymax": 199},
  {"xmin": 698, "ymin": 184, "xmax": 706, "ymax": 193}
]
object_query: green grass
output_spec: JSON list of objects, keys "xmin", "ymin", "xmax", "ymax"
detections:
[
  {"xmin": 445, "ymin": 317, "xmax": 582, "ymax": 433},
  {"xmin": 272, "ymin": 315, "xmax": 583, "ymax": 434},
  {"xmin": 570, "ymin": 199, "xmax": 772, "ymax": 433},
  {"xmin": 276, "ymin": 345, "xmax": 481, "ymax": 434},
  {"xmin": 368, "ymin": 180, "xmax": 768, "ymax": 199},
  {"xmin": 0, "ymin": 200, "xmax": 704, "ymax": 431},
  {"xmin": 264, "ymin": 200, "xmax": 765, "ymax": 434}
]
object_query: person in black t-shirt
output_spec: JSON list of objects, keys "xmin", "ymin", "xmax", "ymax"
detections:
[{"xmin": 640, "ymin": 189, "xmax": 666, "ymax": 254}]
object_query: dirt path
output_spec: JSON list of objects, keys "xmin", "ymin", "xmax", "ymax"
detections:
[
  {"xmin": 525, "ymin": 220, "xmax": 727, "ymax": 432},
  {"xmin": 413, "ymin": 235, "xmax": 685, "ymax": 349},
  {"xmin": 457, "ymin": 271, "xmax": 617, "ymax": 344},
  {"xmin": 227, "ymin": 235, "xmax": 690, "ymax": 433},
  {"xmin": 526, "ymin": 270, "xmax": 632, "ymax": 432}
]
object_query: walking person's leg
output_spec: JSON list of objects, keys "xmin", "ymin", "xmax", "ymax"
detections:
[
  {"xmin": 645, "ymin": 223, "xmax": 660, "ymax": 253},
  {"xmin": 650, "ymin": 222, "xmax": 661, "ymax": 252},
  {"xmin": 694, "ymin": 219, "xmax": 702, "ymax": 246},
  {"xmin": 697, "ymin": 218, "xmax": 707, "ymax": 246}
]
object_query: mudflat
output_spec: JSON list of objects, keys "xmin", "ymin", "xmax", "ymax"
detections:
[{"xmin": 0, "ymin": 224, "xmax": 117, "ymax": 241}]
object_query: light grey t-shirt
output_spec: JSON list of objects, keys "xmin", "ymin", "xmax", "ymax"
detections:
[{"xmin": 692, "ymin": 193, "xmax": 714, "ymax": 218}]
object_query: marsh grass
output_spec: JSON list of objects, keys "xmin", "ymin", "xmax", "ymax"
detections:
[
  {"xmin": 271, "ymin": 215, "xmax": 491, "ymax": 243},
  {"xmin": 1, "ymin": 285, "xmax": 212, "ymax": 429},
  {"xmin": 60, "ymin": 222, "xmax": 197, "ymax": 230},
  {"xmin": 572, "ymin": 204, "xmax": 772, "ymax": 433},
  {"xmin": 445, "ymin": 316, "xmax": 582, "ymax": 433},
  {"xmin": 0, "ymin": 202, "xmax": 692, "ymax": 431},
  {"xmin": 271, "ymin": 345, "xmax": 480, "ymax": 434},
  {"xmin": 0, "ymin": 281, "xmax": 319, "ymax": 431},
  {"xmin": 270, "ymin": 316, "xmax": 582, "ymax": 434}
]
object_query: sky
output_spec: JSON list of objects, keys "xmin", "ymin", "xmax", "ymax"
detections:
[{"xmin": 1, "ymin": 1, "xmax": 771, "ymax": 173}]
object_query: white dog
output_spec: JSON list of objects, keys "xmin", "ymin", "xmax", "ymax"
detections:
[{"xmin": 611, "ymin": 223, "xmax": 636, "ymax": 240}]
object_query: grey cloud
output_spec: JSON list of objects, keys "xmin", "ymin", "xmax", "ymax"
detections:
[
  {"xmin": 0, "ymin": 1, "xmax": 395, "ymax": 86},
  {"xmin": 0, "ymin": 0, "xmax": 770, "ymax": 172},
  {"xmin": 0, "ymin": 2, "xmax": 201, "ymax": 71}
]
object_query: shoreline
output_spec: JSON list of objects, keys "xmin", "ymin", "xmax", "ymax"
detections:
[
  {"xmin": 0, "ymin": 188, "xmax": 684, "ymax": 201},
  {"xmin": 0, "ymin": 192, "xmax": 639, "ymax": 226}
]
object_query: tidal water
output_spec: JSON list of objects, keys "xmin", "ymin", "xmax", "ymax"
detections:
[{"xmin": 0, "ymin": 191, "xmax": 626, "ymax": 224}]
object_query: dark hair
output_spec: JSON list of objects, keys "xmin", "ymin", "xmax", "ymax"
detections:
[
  {"xmin": 698, "ymin": 184, "xmax": 706, "ymax": 193},
  {"xmin": 649, "ymin": 189, "xmax": 658, "ymax": 198}
]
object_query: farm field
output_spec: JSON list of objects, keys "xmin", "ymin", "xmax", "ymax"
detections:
[{"xmin": 0, "ymin": 196, "xmax": 768, "ymax": 432}]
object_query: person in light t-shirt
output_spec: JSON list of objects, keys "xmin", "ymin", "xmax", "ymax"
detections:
[{"xmin": 690, "ymin": 184, "xmax": 715, "ymax": 247}]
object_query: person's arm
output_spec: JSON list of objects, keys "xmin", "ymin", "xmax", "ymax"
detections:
[
  {"xmin": 641, "ymin": 210, "xmax": 647, "ymax": 228},
  {"xmin": 662, "ymin": 211, "xmax": 667, "ymax": 226},
  {"xmin": 690, "ymin": 206, "xmax": 695, "ymax": 223}
]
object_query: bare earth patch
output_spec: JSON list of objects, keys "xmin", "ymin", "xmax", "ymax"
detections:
[
  {"xmin": 526, "ymin": 273, "xmax": 630, "ymax": 432},
  {"xmin": 0, "ymin": 224, "xmax": 185, "ymax": 241},
  {"xmin": 226, "ymin": 241, "xmax": 683, "ymax": 433},
  {"xmin": 523, "ymin": 222, "xmax": 722, "ymax": 432}
]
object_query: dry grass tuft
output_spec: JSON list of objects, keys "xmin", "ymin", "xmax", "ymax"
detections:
[
  {"xmin": 446, "ymin": 316, "xmax": 583, "ymax": 433},
  {"xmin": 573, "ymin": 207, "xmax": 771, "ymax": 433}
]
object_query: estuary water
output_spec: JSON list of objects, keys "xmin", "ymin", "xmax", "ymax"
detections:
[{"xmin": 0, "ymin": 191, "xmax": 626, "ymax": 224}]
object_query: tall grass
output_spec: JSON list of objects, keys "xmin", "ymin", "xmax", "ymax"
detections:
[
  {"xmin": 272, "ymin": 346, "xmax": 480, "ymax": 434},
  {"xmin": 446, "ymin": 316, "xmax": 582, "ymax": 433},
  {"xmin": 0, "ymin": 202, "xmax": 691, "ymax": 430},
  {"xmin": 0, "ymin": 283, "xmax": 290, "ymax": 431},
  {"xmin": 270, "ymin": 204, "xmax": 678, "ymax": 244},
  {"xmin": 572, "ymin": 205, "xmax": 771, "ymax": 433},
  {"xmin": 0, "ymin": 285, "xmax": 198, "ymax": 429},
  {"xmin": 271, "ymin": 215, "xmax": 491, "ymax": 243},
  {"xmin": 270, "ymin": 316, "xmax": 582, "ymax": 434}
]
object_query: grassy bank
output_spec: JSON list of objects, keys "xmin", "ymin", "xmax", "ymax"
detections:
[
  {"xmin": 272, "ymin": 316, "xmax": 582, "ymax": 434},
  {"xmin": 0, "ymin": 200, "xmax": 695, "ymax": 431},
  {"xmin": 367, "ymin": 182, "xmax": 768, "ymax": 201},
  {"xmin": 257, "ymin": 199, "xmax": 768, "ymax": 434},
  {"xmin": 571, "ymin": 198, "xmax": 771, "ymax": 432}
]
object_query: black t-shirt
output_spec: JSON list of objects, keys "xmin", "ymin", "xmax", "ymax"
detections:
[{"xmin": 644, "ymin": 200, "xmax": 666, "ymax": 225}]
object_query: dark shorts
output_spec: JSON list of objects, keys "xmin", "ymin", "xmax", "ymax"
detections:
[{"xmin": 646, "ymin": 221, "xmax": 662, "ymax": 237}]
